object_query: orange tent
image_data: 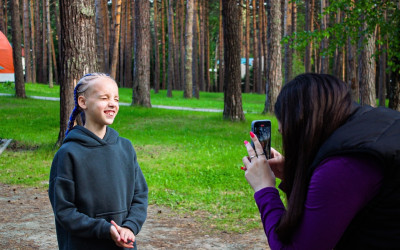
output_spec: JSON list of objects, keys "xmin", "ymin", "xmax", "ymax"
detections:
[{"xmin": 0, "ymin": 31, "xmax": 15, "ymax": 82}]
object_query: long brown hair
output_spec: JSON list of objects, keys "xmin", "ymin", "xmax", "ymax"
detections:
[{"xmin": 274, "ymin": 73, "xmax": 354, "ymax": 243}]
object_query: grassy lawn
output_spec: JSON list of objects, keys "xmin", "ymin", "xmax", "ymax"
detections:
[{"xmin": 0, "ymin": 82, "xmax": 283, "ymax": 232}]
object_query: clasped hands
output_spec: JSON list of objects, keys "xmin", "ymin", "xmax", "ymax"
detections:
[
  {"xmin": 110, "ymin": 220, "xmax": 135, "ymax": 248},
  {"xmin": 242, "ymin": 131, "xmax": 284, "ymax": 192}
]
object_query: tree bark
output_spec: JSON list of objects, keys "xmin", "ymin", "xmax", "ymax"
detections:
[
  {"xmin": 57, "ymin": 0, "xmax": 99, "ymax": 146},
  {"xmin": 358, "ymin": 23, "xmax": 376, "ymax": 107},
  {"xmin": 252, "ymin": 0, "xmax": 259, "ymax": 93},
  {"xmin": 119, "ymin": 0, "xmax": 126, "ymax": 85},
  {"xmin": 103, "ymin": 0, "xmax": 110, "ymax": 73},
  {"xmin": 30, "ymin": 0, "xmax": 36, "ymax": 83},
  {"xmin": 305, "ymin": 0, "xmax": 314, "ymax": 72},
  {"xmin": 35, "ymin": 0, "xmax": 42, "ymax": 83},
  {"xmin": 95, "ymin": 0, "xmax": 105, "ymax": 72},
  {"xmin": 132, "ymin": 0, "xmax": 151, "ymax": 107},
  {"xmin": 192, "ymin": 1, "xmax": 199, "ymax": 98},
  {"xmin": 184, "ymin": 0, "xmax": 194, "ymax": 98},
  {"xmin": 378, "ymin": 11, "xmax": 387, "ymax": 107},
  {"xmin": 218, "ymin": 0, "xmax": 224, "ymax": 93},
  {"xmin": 161, "ymin": 0, "xmax": 166, "ymax": 90},
  {"xmin": 11, "ymin": 0, "xmax": 26, "ymax": 98},
  {"xmin": 204, "ymin": 0, "xmax": 210, "ymax": 92},
  {"xmin": 124, "ymin": 0, "xmax": 132, "ymax": 88},
  {"xmin": 42, "ymin": 0, "xmax": 48, "ymax": 84},
  {"xmin": 110, "ymin": 0, "xmax": 121, "ymax": 80},
  {"xmin": 222, "ymin": 0, "xmax": 245, "ymax": 121},
  {"xmin": 199, "ymin": 1, "xmax": 205, "ymax": 92},
  {"xmin": 166, "ymin": 0, "xmax": 175, "ymax": 97},
  {"xmin": 153, "ymin": 0, "xmax": 160, "ymax": 93},
  {"xmin": 180, "ymin": 0, "xmax": 185, "ymax": 92},
  {"xmin": 320, "ymin": 0, "xmax": 329, "ymax": 74},
  {"xmin": 46, "ymin": 0, "xmax": 53, "ymax": 88},
  {"xmin": 283, "ymin": 0, "xmax": 292, "ymax": 84},
  {"xmin": 347, "ymin": 36, "xmax": 358, "ymax": 102},
  {"xmin": 23, "ymin": 0, "xmax": 32, "ymax": 83},
  {"xmin": 264, "ymin": 0, "xmax": 282, "ymax": 113},
  {"xmin": 244, "ymin": 0, "xmax": 250, "ymax": 93}
]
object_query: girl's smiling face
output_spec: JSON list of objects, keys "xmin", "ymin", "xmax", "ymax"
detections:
[{"xmin": 78, "ymin": 77, "xmax": 120, "ymax": 130}]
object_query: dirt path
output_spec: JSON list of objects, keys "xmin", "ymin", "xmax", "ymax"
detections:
[{"xmin": 0, "ymin": 184, "xmax": 269, "ymax": 249}]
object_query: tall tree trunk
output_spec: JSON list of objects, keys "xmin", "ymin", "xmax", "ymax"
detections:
[
  {"xmin": 46, "ymin": 0, "xmax": 53, "ymax": 88},
  {"xmin": 103, "ymin": 0, "xmax": 110, "ymax": 73},
  {"xmin": 358, "ymin": 23, "xmax": 376, "ymax": 106},
  {"xmin": 305, "ymin": 0, "xmax": 314, "ymax": 72},
  {"xmin": 35, "ymin": 0, "xmax": 42, "ymax": 83},
  {"xmin": 110, "ymin": 0, "xmax": 122, "ymax": 80},
  {"xmin": 264, "ymin": 0, "xmax": 282, "ymax": 113},
  {"xmin": 257, "ymin": 0, "xmax": 263, "ymax": 94},
  {"xmin": 30, "ymin": 0, "xmax": 36, "ymax": 83},
  {"xmin": 262, "ymin": 0, "xmax": 268, "ymax": 92},
  {"xmin": 222, "ymin": 0, "xmax": 245, "ymax": 121},
  {"xmin": 378, "ymin": 11, "xmax": 387, "ymax": 107},
  {"xmin": 283, "ymin": 0, "xmax": 292, "ymax": 84},
  {"xmin": 252, "ymin": 0, "xmax": 259, "ymax": 93},
  {"xmin": 291, "ymin": 0, "xmax": 297, "ymax": 75},
  {"xmin": 244, "ymin": 0, "xmax": 250, "ymax": 93},
  {"xmin": 204, "ymin": 0, "xmax": 210, "ymax": 92},
  {"xmin": 132, "ymin": 0, "xmax": 151, "ymax": 107},
  {"xmin": 199, "ymin": 1, "xmax": 205, "ymax": 92},
  {"xmin": 192, "ymin": 0, "xmax": 199, "ymax": 98},
  {"xmin": 174, "ymin": 1, "xmax": 181, "ymax": 90},
  {"xmin": 23, "ymin": 0, "xmax": 32, "ymax": 83},
  {"xmin": 153, "ymin": 0, "xmax": 160, "ymax": 93},
  {"xmin": 119, "ymin": 0, "xmax": 126, "ymax": 86},
  {"xmin": 161, "ymin": 0, "xmax": 166, "ymax": 90},
  {"xmin": 50, "ymin": 27, "xmax": 58, "ymax": 85},
  {"xmin": 57, "ymin": 0, "xmax": 98, "ymax": 146},
  {"xmin": 320, "ymin": 0, "xmax": 329, "ymax": 74},
  {"xmin": 124, "ymin": 0, "xmax": 133, "ymax": 88},
  {"xmin": 184, "ymin": 0, "xmax": 194, "ymax": 98},
  {"xmin": 42, "ymin": 0, "xmax": 48, "ymax": 84},
  {"xmin": 333, "ymin": 9, "xmax": 345, "ymax": 81},
  {"xmin": 166, "ymin": 0, "xmax": 175, "ymax": 96},
  {"xmin": 95, "ymin": 0, "xmax": 105, "ymax": 72},
  {"xmin": 218, "ymin": 0, "xmax": 224, "ymax": 93},
  {"xmin": 180, "ymin": 0, "xmax": 185, "ymax": 92},
  {"xmin": 11, "ymin": 0, "xmax": 26, "ymax": 98}
]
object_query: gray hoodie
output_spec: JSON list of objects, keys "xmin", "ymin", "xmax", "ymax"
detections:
[{"xmin": 49, "ymin": 126, "xmax": 148, "ymax": 250}]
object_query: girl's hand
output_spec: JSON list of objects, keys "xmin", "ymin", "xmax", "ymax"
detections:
[
  {"xmin": 268, "ymin": 147, "xmax": 285, "ymax": 180},
  {"xmin": 242, "ymin": 131, "xmax": 276, "ymax": 192},
  {"xmin": 110, "ymin": 220, "xmax": 135, "ymax": 248}
]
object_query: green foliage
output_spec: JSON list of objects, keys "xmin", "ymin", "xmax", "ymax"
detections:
[
  {"xmin": 291, "ymin": 0, "xmax": 400, "ymax": 73},
  {"xmin": 0, "ymin": 87, "xmax": 283, "ymax": 232}
]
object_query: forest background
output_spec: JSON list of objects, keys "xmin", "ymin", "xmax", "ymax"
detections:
[
  {"xmin": 1, "ymin": 0, "xmax": 400, "ymax": 237},
  {"xmin": 2, "ymin": 1, "xmax": 400, "ymax": 142}
]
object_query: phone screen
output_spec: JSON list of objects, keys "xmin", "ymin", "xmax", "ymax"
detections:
[{"xmin": 251, "ymin": 120, "xmax": 271, "ymax": 159}]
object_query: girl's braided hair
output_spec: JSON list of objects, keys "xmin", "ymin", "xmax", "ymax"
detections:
[{"xmin": 65, "ymin": 73, "xmax": 114, "ymax": 136}]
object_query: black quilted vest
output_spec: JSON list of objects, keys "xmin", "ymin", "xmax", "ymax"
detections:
[{"xmin": 308, "ymin": 105, "xmax": 400, "ymax": 249}]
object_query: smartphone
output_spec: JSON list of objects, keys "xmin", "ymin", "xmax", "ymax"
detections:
[{"xmin": 251, "ymin": 120, "xmax": 271, "ymax": 159}]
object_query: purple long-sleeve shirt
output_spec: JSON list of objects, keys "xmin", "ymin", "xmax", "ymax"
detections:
[{"xmin": 254, "ymin": 155, "xmax": 383, "ymax": 250}]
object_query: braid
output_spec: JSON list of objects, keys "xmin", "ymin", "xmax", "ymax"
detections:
[
  {"xmin": 64, "ymin": 73, "xmax": 115, "ymax": 137},
  {"xmin": 65, "ymin": 83, "xmax": 83, "ymax": 136}
]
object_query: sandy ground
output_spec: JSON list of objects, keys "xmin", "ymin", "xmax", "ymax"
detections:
[{"xmin": 0, "ymin": 184, "xmax": 269, "ymax": 249}]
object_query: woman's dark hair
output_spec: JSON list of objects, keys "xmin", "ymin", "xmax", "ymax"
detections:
[
  {"xmin": 274, "ymin": 73, "xmax": 354, "ymax": 243},
  {"xmin": 65, "ymin": 73, "xmax": 114, "ymax": 136}
]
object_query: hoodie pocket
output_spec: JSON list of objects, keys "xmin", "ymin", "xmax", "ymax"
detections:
[{"xmin": 95, "ymin": 209, "xmax": 128, "ymax": 224}]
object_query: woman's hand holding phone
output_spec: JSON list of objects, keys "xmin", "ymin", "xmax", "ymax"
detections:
[
  {"xmin": 268, "ymin": 148, "xmax": 285, "ymax": 180},
  {"xmin": 242, "ymin": 131, "xmax": 276, "ymax": 192}
]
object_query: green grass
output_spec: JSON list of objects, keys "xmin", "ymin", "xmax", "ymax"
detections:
[{"xmin": 0, "ymin": 83, "xmax": 283, "ymax": 233}]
